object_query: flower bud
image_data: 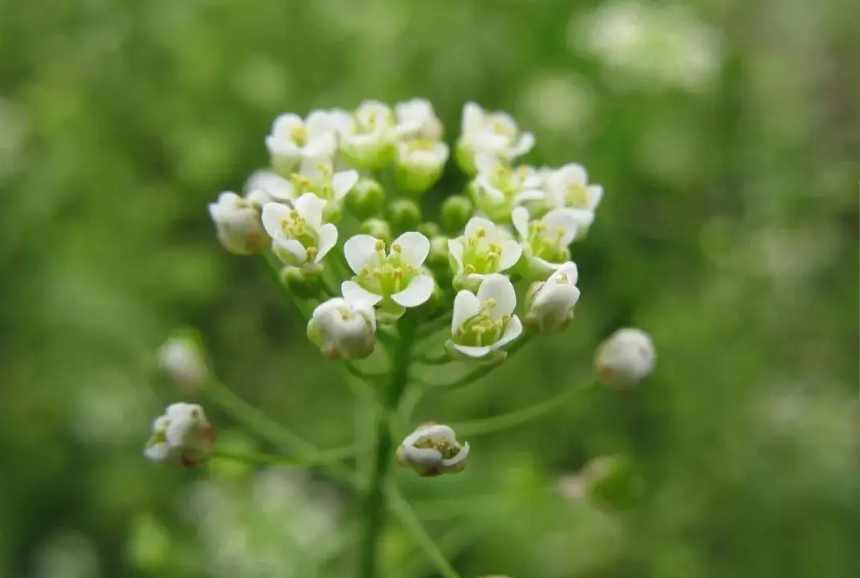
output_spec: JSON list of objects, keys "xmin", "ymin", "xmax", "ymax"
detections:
[
  {"xmin": 359, "ymin": 218, "xmax": 393, "ymax": 245},
  {"xmin": 144, "ymin": 403, "xmax": 216, "ymax": 469},
  {"xmin": 307, "ymin": 298, "xmax": 377, "ymax": 360},
  {"xmin": 417, "ymin": 221, "xmax": 441, "ymax": 239},
  {"xmin": 395, "ymin": 422, "xmax": 470, "ymax": 477},
  {"xmin": 394, "ymin": 140, "xmax": 449, "ymax": 194},
  {"xmin": 594, "ymin": 328, "xmax": 656, "ymax": 387},
  {"xmin": 388, "ymin": 198, "xmax": 422, "ymax": 233},
  {"xmin": 208, "ymin": 192, "xmax": 268, "ymax": 255},
  {"xmin": 427, "ymin": 235, "xmax": 451, "ymax": 271},
  {"xmin": 280, "ymin": 264, "xmax": 326, "ymax": 299},
  {"xmin": 440, "ymin": 195, "xmax": 473, "ymax": 235},
  {"xmin": 346, "ymin": 178, "xmax": 385, "ymax": 220},
  {"xmin": 581, "ymin": 455, "xmax": 644, "ymax": 513},
  {"xmin": 523, "ymin": 262, "xmax": 581, "ymax": 334},
  {"xmin": 157, "ymin": 329, "xmax": 208, "ymax": 390}
]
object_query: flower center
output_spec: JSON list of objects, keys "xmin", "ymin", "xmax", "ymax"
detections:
[
  {"xmin": 454, "ymin": 298, "xmax": 510, "ymax": 347},
  {"xmin": 414, "ymin": 436, "xmax": 461, "ymax": 460},
  {"xmin": 527, "ymin": 221, "xmax": 570, "ymax": 264},
  {"xmin": 279, "ymin": 210, "xmax": 319, "ymax": 253},
  {"xmin": 565, "ymin": 183, "xmax": 588, "ymax": 207},
  {"xmin": 354, "ymin": 240, "xmax": 419, "ymax": 297},
  {"xmin": 289, "ymin": 125, "xmax": 308, "ymax": 146},
  {"xmin": 462, "ymin": 228, "xmax": 503, "ymax": 274}
]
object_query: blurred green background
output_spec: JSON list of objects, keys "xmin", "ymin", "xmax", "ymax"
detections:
[{"xmin": 1, "ymin": 0, "xmax": 858, "ymax": 577}]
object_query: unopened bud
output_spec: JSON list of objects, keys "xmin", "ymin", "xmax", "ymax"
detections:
[
  {"xmin": 440, "ymin": 195, "xmax": 473, "ymax": 235},
  {"xmin": 360, "ymin": 218, "xmax": 393, "ymax": 245},
  {"xmin": 144, "ymin": 403, "xmax": 216, "ymax": 469},
  {"xmin": 396, "ymin": 422, "xmax": 470, "ymax": 477},
  {"xmin": 346, "ymin": 178, "xmax": 385, "ymax": 220},
  {"xmin": 417, "ymin": 222, "xmax": 441, "ymax": 239},
  {"xmin": 388, "ymin": 198, "xmax": 422, "ymax": 233},
  {"xmin": 594, "ymin": 328, "xmax": 656, "ymax": 387},
  {"xmin": 280, "ymin": 265, "xmax": 325, "ymax": 299}
]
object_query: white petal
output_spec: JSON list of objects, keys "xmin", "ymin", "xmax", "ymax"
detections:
[
  {"xmin": 393, "ymin": 232, "xmax": 430, "ymax": 266},
  {"xmin": 294, "ymin": 193, "xmax": 325, "ymax": 230},
  {"xmin": 553, "ymin": 163, "xmax": 588, "ymax": 188},
  {"xmin": 399, "ymin": 445, "xmax": 443, "ymax": 466},
  {"xmin": 403, "ymin": 424, "xmax": 456, "ymax": 446},
  {"xmin": 341, "ymin": 280, "xmax": 383, "ymax": 307},
  {"xmin": 543, "ymin": 210, "xmax": 580, "ymax": 246},
  {"xmin": 332, "ymin": 170, "xmax": 359, "ymax": 200},
  {"xmin": 441, "ymin": 442, "xmax": 470, "ymax": 467},
  {"xmin": 587, "ymin": 184, "xmax": 604, "ymax": 210},
  {"xmin": 304, "ymin": 132, "xmax": 337, "ymax": 158},
  {"xmin": 275, "ymin": 238, "xmax": 307, "ymax": 262},
  {"xmin": 511, "ymin": 207, "xmax": 531, "ymax": 240},
  {"xmin": 497, "ymin": 240, "xmax": 522, "ymax": 271},
  {"xmin": 465, "ymin": 216, "xmax": 496, "ymax": 238},
  {"xmin": 344, "ymin": 235, "xmax": 379, "ymax": 273},
  {"xmin": 144, "ymin": 443, "xmax": 171, "ymax": 463},
  {"xmin": 261, "ymin": 202, "xmax": 289, "ymax": 238},
  {"xmin": 553, "ymin": 261, "xmax": 579, "ymax": 285},
  {"xmin": 452, "ymin": 290, "xmax": 481, "ymax": 333},
  {"xmin": 514, "ymin": 189, "xmax": 546, "ymax": 203},
  {"xmin": 473, "ymin": 153, "xmax": 499, "ymax": 175},
  {"xmin": 476, "ymin": 274, "xmax": 517, "ymax": 318},
  {"xmin": 451, "ymin": 343, "xmax": 493, "ymax": 358},
  {"xmin": 462, "ymin": 102, "xmax": 484, "ymax": 134},
  {"xmin": 391, "ymin": 274, "xmax": 434, "ymax": 308},
  {"xmin": 558, "ymin": 208, "xmax": 595, "ymax": 229},
  {"xmin": 509, "ymin": 132, "xmax": 535, "ymax": 157},
  {"xmin": 315, "ymin": 223, "xmax": 338, "ymax": 262},
  {"xmin": 532, "ymin": 256, "xmax": 560, "ymax": 276},
  {"xmin": 493, "ymin": 315, "xmax": 523, "ymax": 349},
  {"xmin": 448, "ymin": 239, "xmax": 464, "ymax": 269}
]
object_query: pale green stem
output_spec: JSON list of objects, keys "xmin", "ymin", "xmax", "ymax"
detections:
[
  {"xmin": 451, "ymin": 381, "xmax": 595, "ymax": 437},
  {"xmin": 212, "ymin": 445, "xmax": 354, "ymax": 467},
  {"xmin": 423, "ymin": 335, "xmax": 534, "ymax": 392},
  {"xmin": 386, "ymin": 483, "xmax": 464, "ymax": 578}
]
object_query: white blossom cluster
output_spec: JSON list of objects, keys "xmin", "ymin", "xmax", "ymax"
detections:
[{"xmin": 207, "ymin": 99, "xmax": 609, "ymax": 364}]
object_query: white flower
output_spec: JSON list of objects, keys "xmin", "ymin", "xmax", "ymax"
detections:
[
  {"xmin": 455, "ymin": 102, "xmax": 535, "ymax": 173},
  {"xmin": 448, "ymin": 216, "xmax": 522, "ymax": 290},
  {"xmin": 524, "ymin": 262, "xmax": 581, "ymax": 333},
  {"xmin": 470, "ymin": 155, "xmax": 545, "ymax": 222},
  {"xmin": 446, "ymin": 273, "xmax": 523, "ymax": 360},
  {"xmin": 261, "ymin": 194, "xmax": 339, "ymax": 268},
  {"xmin": 338, "ymin": 100, "xmax": 398, "ymax": 168},
  {"xmin": 394, "ymin": 139, "xmax": 449, "ymax": 193},
  {"xmin": 265, "ymin": 110, "xmax": 345, "ymax": 172},
  {"xmin": 511, "ymin": 206, "xmax": 579, "ymax": 278},
  {"xmin": 594, "ymin": 328, "xmax": 656, "ymax": 386},
  {"xmin": 158, "ymin": 331, "xmax": 208, "ymax": 388},
  {"xmin": 144, "ymin": 403, "xmax": 216, "ymax": 469},
  {"xmin": 395, "ymin": 423, "xmax": 470, "ymax": 477},
  {"xmin": 244, "ymin": 170, "xmax": 295, "ymax": 205},
  {"xmin": 208, "ymin": 192, "xmax": 269, "ymax": 255},
  {"xmin": 290, "ymin": 157, "xmax": 360, "ymax": 206},
  {"xmin": 341, "ymin": 232, "xmax": 434, "ymax": 320},
  {"xmin": 306, "ymin": 298, "xmax": 377, "ymax": 360},
  {"xmin": 394, "ymin": 98, "xmax": 444, "ymax": 140},
  {"xmin": 542, "ymin": 163, "xmax": 602, "ymax": 229}
]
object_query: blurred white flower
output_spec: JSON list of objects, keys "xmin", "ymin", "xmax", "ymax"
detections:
[
  {"xmin": 456, "ymin": 102, "xmax": 535, "ymax": 173},
  {"xmin": 394, "ymin": 139, "xmax": 449, "ymax": 193},
  {"xmin": 524, "ymin": 261, "xmax": 581, "ymax": 333},
  {"xmin": 396, "ymin": 422, "xmax": 470, "ymax": 477},
  {"xmin": 158, "ymin": 330, "xmax": 208, "ymax": 388},
  {"xmin": 448, "ymin": 216, "xmax": 522, "ymax": 290},
  {"xmin": 208, "ymin": 192, "xmax": 269, "ymax": 255},
  {"xmin": 289, "ymin": 156, "xmax": 360, "ymax": 206},
  {"xmin": 34, "ymin": 532, "xmax": 100, "ymax": 578},
  {"xmin": 594, "ymin": 328, "xmax": 656, "ymax": 386},
  {"xmin": 470, "ymin": 155, "xmax": 545, "ymax": 222},
  {"xmin": 342, "ymin": 232, "xmax": 434, "ymax": 319},
  {"xmin": 395, "ymin": 98, "xmax": 444, "ymax": 140},
  {"xmin": 244, "ymin": 170, "xmax": 294, "ymax": 205},
  {"xmin": 144, "ymin": 403, "xmax": 216, "ymax": 469},
  {"xmin": 542, "ymin": 164, "xmax": 603, "ymax": 231},
  {"xmin": 520, "ymin": 73, "xmax": 594, "ymax": 135},
  {"xmin": 265, "ymin": 110, "xmax": 345, "ymax": 172},
  {"xmin": 306, "ymin": 297, "xmax": 377, "ymax": 360},
  {"xmin": 511, "ymin": 206, "xmax": 580, "ymax": 278},
  {"xmin": 338, "ymin": 100, "xmax": 398, "ymax": 168},
  {"xmin": 261, "ymin": 194, "xmax": 339, "ymax": 268},
  {"xmin": 446, "ymin": 273, "xmax": 523, "ymax": 361}
]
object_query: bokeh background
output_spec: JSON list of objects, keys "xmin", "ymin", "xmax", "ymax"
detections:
[{"xmin": 1, "ymin": 0, "xmax": 858, "ymax": 577}]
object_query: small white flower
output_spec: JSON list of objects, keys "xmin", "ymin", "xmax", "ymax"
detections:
[
  {"xmin": 511, "ymin": 206, "xmax": 579, "ymax": 278},
  {"xmin": 244, "ymin": 170, "xmax": 295, "ymax": 205},
  {"xmin": 261, "ymin": 194, "xmax": 339, "ymax": 268},
  {"xmin": 338, "ymin": 100, "xmax": 398, "ymax": 168},
  {"xmin": 208, "ymin": 192, "xmax": 269, "ymax": 255},
  {"xmin": 265, "ymin": 110, "xmax": 344, "ymax": 172},
  {"xmin": 542, "ymin": 164, "xmax": 602, "ymax": 230},
  {"xmin": 342, "ymin": 232, "xmax": 434, "ymax": 320},
  {"xmin": 396, "ymin": 422, "xmax": 470, "ymax": 477},
  {"xmin": 306, "ymin": 298, "xmax": 377, "ymax": 360},
  {"xmin": 144, "ymin": 403, "xmax": 216, "ymax": 469},
  {"xmin": 456, "ymin": 102, "xmax": 535, "ymax": 173},
  {"xmin": 470, "ymin": 155, "xmax": 545, "ymax": 222},
  {"xmin": 394, "ymin": 98, "xmax": 444, "ymax": 140},
  {"xmin": 394, "ymin": 139, "xmax": 449, "ymax": 193},
  {"xmin": 594, "ymin": 328, "xmax": 656, "ymax": 386},
  {"xmin": 158, "ymin": 331, "xmax": 208, "ymax": 388},
  {"xmin": 446, "ymin": 273, "xmax": 523, "ymax": 360},
  {"xmin": 448, "ymin": 216, "xmax": 522, "ymax": 290},
  {"xmin": 290, "ymin": 157, "xmax": 360, "ymax": 206},
  {"xmin": 524, "ymin": 262, "xmax": 581, "ymax": 333}
]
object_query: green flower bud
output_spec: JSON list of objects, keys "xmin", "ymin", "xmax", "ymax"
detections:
[
  {"xmin": 389, "ymin": 198, "xmax": 422, "ymax": 233},
  {"xmin": 582, "ymin": 455, "xmax": 644, "ymax": 513},
  {"xmin": 280, "ymin": 264, "xmax": 325, "ymax": 299},
  {"xmin": 417, "ymin": 222, "xmax": 442, "ymax": 239},
  {"xmin": 346, "ymin": 178, "xmax": 385, "ymax": 220},
  {"xmin": 440, "ymin": 195, "xmax": 473, "ymax": 235},
  {"xmin": 359, "ymin": 218, "xmax": 393, "ymax": 245},
  {"xmin": 322, "ymin": 199, "xmax": 342, "ymax": 224}
]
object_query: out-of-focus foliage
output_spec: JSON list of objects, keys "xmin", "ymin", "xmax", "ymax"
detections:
[{"xmin": 0, "ymin": 0, "xmax": 857, "ymax": 576}]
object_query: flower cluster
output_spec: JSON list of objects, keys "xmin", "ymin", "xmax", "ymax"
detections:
[{"xmin": 207, "ymin": 99, "xmax": 610, "ymax": 363}]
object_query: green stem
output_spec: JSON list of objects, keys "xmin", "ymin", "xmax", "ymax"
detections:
[
  {"xmin": 358, "ymin": 320, "xmax": 415, "ymax": 578},
  {"xmin": 424, "ymin": 335, "xmax": 534, "ymax": 392},
  {"xmin": 212, "ymin": 445, "xmax": 354, "ymax": 467},
  {"xmin": 451, "ymin": 381, "xmax": 594, "ymax": 437}
]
